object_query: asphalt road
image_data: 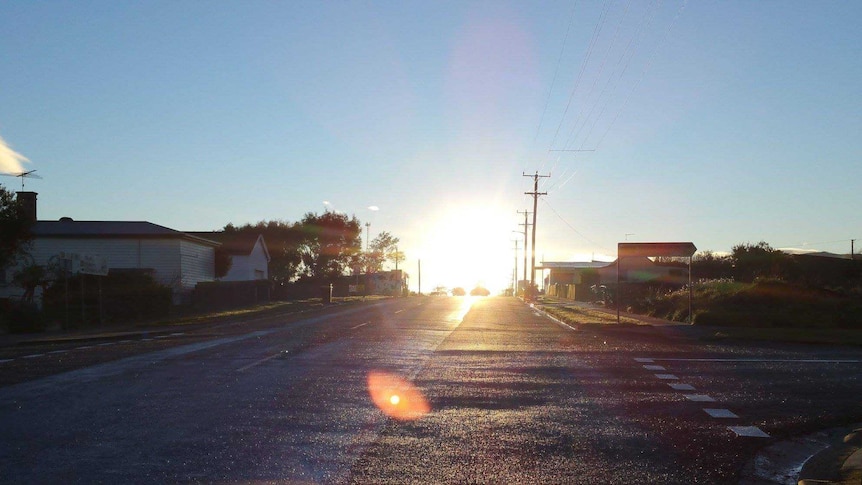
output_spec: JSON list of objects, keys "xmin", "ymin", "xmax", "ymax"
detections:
[{"xmin": 1, "ymin": 296, "xmax": 860, "ymax": 483}]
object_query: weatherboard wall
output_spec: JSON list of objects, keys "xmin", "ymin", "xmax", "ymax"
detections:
[{"xmin": 221, "ymin": 237, "xmax": 269, "ymax": 282}]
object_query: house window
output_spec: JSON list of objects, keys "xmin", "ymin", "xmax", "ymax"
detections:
[{"xmin": 254, "ymin": 269, "xmax": 265, "ymax": 280}]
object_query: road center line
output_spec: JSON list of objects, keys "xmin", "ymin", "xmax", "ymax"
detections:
[
  {"xmin": 236, "ymin": 353, "xmax": 283, "ymax": 373},
  {"xmin": 0, "ymin": 359, "xmax": 14, "ymax": 364},
  {"xmin": 350, "ymin": 322, "xmax": 370, "ymax": 330},
  {"xmin": 23, "ymin": 354, "xmax": 44, "ymax": 359},
  {"xmin": 394, "ymin": 310, "xmax": 404, "ymax": 314}
]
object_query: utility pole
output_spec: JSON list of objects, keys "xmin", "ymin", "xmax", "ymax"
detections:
[
  {"xmin": 523, "ymin": 172, "xmax": 549, "ymax": 293},
  {"xmin": 512, "ymin": 239, "xmax": 519, "ymax": 294},
  {"xmin": 517, "ymin": 210, "xmax": 531, "ymax": 291},
  {"xmin": 418, "ymin": 259, "xmax": 421, "ymax": 295},
  {"xmin": 852, "ymin": 239, "xmax": 856, "ymax": 260}
]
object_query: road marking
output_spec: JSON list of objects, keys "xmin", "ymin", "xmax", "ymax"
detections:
[
  {"xmin": 47, "ymin": 350, "xmax": 68, "ymax": 355},
  {"xmin": 634, "ymin": 358, "xmax": 654, "ymax": 363},
  {"xmin": 76, "ymin": 345, "xmax": 93, "ymax": 349},
  {"xmin": 97, "ymin": 342, "xmax": 115, "ymax": 347},
  {"xmin": 394, "ymin": 309, "xmax": 404, "ymax": 314},
  {"xmin": 118, "ymin": 340, "xmax": 132, "ymax": 343},
  {"xmin": 153, "ymin": 335, "xmax": 170, "ymax": 339},
  {"xmin": 704, "ymin": 408, "xmax": 739, "ymax": 418},
  {"xmin": 655, "ymin": 374, "xmax": 679, "ymax": 380},
  {"xmin": 649, "ymin": 358, "xmax": 862, "ymax": 364},
  {"xmin": 669, "ymin": 383, "xmax": 695, "ymax": 391},
  {"xmin": 23, "ymin": 354, "xmax": 44, "ymax": 359},
  {"xmin": 169, "ymin": 332, "xmax": 185, "ymax": 336},
  {"xmin": 728, "ymin": 426, "xmax": 770, "ymax": 438},
  {"xmin": 350, "ymin": 322, "xmax": 370, "ymax": 330},
  {"xmin": 236, "ymin": 353, "xmax": 283, "ymax": 372},
  {"xmin": 684, "ymin": 394, "xmax": 716, "ymax": 402},
  {"xmin": 140, "ymin": 339, "xmax": 153, "ymax": 342},
  {"xmin": 643, "ymin": 365, "xmax": 666, "ymax": 371},
  {"xmin": 0, "ymin": 359, "xmax": 14, "ymax": 364}
]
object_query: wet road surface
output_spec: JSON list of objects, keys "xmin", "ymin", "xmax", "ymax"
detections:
[{"xmin": 1, "ymin": 296, "xmax": 860, "ymax": 483}]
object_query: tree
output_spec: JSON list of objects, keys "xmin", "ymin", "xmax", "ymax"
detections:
[
  {"xmin": 731, "ymin": 242, "xmax": 793, "ymax": 282},
  {"xmin": 297, "ymin": 211, "xmax": 362, "ymax": 282},
  {"xmin": 0, "ymin": 184, "xmax": 33, "ymax": 270},
  {"xmin": 365, "ymin": 231, "xmax": 400, "ymax": 273},
  {"xmin": 214, "ymin": 247, "xmax": 233, "ymax": 279},
  {"xmin": 691, "ymin": 250, "xmax": 733, "ymax": 280}
]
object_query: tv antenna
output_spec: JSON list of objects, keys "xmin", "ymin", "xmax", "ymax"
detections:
[{"xmin": 1, "ymin": 169, "xmax": 42, "ymax": 191}]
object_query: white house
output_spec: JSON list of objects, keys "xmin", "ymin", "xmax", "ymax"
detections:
[
  {"xmin": 186, "ymin": 232, "xmax": 270, "ymax": 281},
  {"xmin": 0, "ymin": 192, "xmax": 218, "ymax": 304}
]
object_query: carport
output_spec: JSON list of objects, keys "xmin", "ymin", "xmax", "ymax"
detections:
[{"xmin": 616, "ymin": 242, "xmax": 697, "ymax": 323}]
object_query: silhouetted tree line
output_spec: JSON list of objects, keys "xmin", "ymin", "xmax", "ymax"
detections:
[
  {"xmin": 691, "ymin": 242, "xmax": 862, "ymax": 291},
  {"xmin": 224, "ymin": 211, "xmax": 402, "ymax": 288}
]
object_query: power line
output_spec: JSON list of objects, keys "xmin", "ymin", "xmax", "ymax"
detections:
[
  {"xmin": 592, "ymin": 0, "xmax": 688, "ymax": 151},
  {"xmin": 533, "ymin": 1, "xmax": 579, "ymax": 145},
  {"xmin": 542, "ymin": 198, "xmax": 606, "ymax": 250},
  {"xmin": 546, "ymin": 0, "xmax": 612, "ymax": 154}
]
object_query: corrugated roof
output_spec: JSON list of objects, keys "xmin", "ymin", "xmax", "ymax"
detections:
[
  {"xmin": 186, "ymin": 231, "xmax": 262, "ymax": 256},
  {"xmin": 536, "ymin": 261, "xmax": 614, "ymax": 270},
  {"xmin": 33, "ymin": 221, "xmax": 220, "ymax": 246}
]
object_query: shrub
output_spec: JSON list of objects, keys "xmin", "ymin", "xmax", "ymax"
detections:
[{"xmin": 2, "ymin": 303, "xmax": 45, "ymax": 333}]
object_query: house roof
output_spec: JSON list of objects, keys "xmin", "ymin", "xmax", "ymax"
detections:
[
  {"xmin": 186, "ymin": 231, "xmax": 270, "ymax": 260},
  {"xmin": 536, "ymin": 261, "xmax": 614, "ymax": 270},
  {"xmin": 33, "ymin": 220, "xmax": 220, "ymax": 246}
]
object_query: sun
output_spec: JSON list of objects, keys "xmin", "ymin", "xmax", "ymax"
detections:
[{"xmin": 415, "ymin": 203, "xmax": 514, "ymax": 294}]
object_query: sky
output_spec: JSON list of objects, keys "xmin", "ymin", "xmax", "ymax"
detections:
[{"xmin": 1, "ymin": 1, "xmax": 860, "ymax": 293}]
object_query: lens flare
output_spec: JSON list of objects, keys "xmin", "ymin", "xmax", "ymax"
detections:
[{"xmin": 367, "ymin": 371, "xmax": 430, "ymax": 421}]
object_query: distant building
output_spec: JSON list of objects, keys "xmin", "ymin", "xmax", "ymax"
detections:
[
  {"xmin": 0, "ymin": 192, "xmax": 218, "ymax": 305},
  {"xmin": 187, "ymin": 231, "xmax": 270, "ymax": 282},
  {"xmin": 539, "ymin": 257, "xmax": 688, "ymax": 301}
]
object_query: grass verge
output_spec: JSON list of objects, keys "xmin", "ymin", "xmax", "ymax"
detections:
[
  {"xmin": 539, "ymin": 304, "xmax": 643, "ymax": 326},
  {"xmin": 146, "ymin": 296, "xmax": 391, "ymax": 327}
]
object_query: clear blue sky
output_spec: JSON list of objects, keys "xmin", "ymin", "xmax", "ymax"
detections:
[{"xmin": 1, "ymin": 1, "xmax": 860, "ymax": 292}]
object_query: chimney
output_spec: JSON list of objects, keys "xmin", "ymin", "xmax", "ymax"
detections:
[{"xmin": 16, "ymin": 191, "xmax": 37, "ymax": 222}]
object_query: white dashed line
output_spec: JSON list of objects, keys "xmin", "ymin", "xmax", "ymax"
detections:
[
  {"xmin": 728, "ymin": 426, "xmax": 770, "ymax": 438},
  {"xmin": 169, "ymin": 332, "xmax": 185, "ymax": 336},
  {"xmin": 0, "ymin": 359, "xmax": 14, "ymax": 364},
  {"xmin": 684, "ymin": 394, "xmax": 716, "ymax": 402},
  {"xmin": 76, "ymin": 345, "xmax": 93, "ymax": 350},
  {"xmin": 118, "ymin": 340, "xmax": 132, "ymax": 343},
  {"xmin": 643, "ymin": 365, "xmax": 666, "ymax": 371},
  {"xmin": 655, "ymin": 374, "xmax": 679, "ymax": 380},
  {"xmin": 668, "ymin": 383, "xmax": 695, "ymax": 391},
  {"xmin": 650, "ymin": 358, "xmax": 862, "ymax": 364},
  {"xmin": 47, "ymin": 350, "xmax": 68, "ymax": 355},
  {"xmin": 704, "ymin": 408, "xmax": 739, "ymax": 419},
  {"xmin": 350, "ymin": 322, "xmax": 370, "ymax": 330},
  {"xmin": 153, "ymin": 335, "xmax": 170, "ymax": 339},
  {"xmin": 634, "ymin": 358, "xmax": 655, "ymax": 363},
  {"xmin": 23, "ymin": 354, "xmax": 44, "ymax": 359},
  {"xmin": 394, "ymin": 310, "xmax": 404, "ymax": 314},
  {"xmin": 97, "ymin": 342, "xmax": 116, "ymax": 347}
]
